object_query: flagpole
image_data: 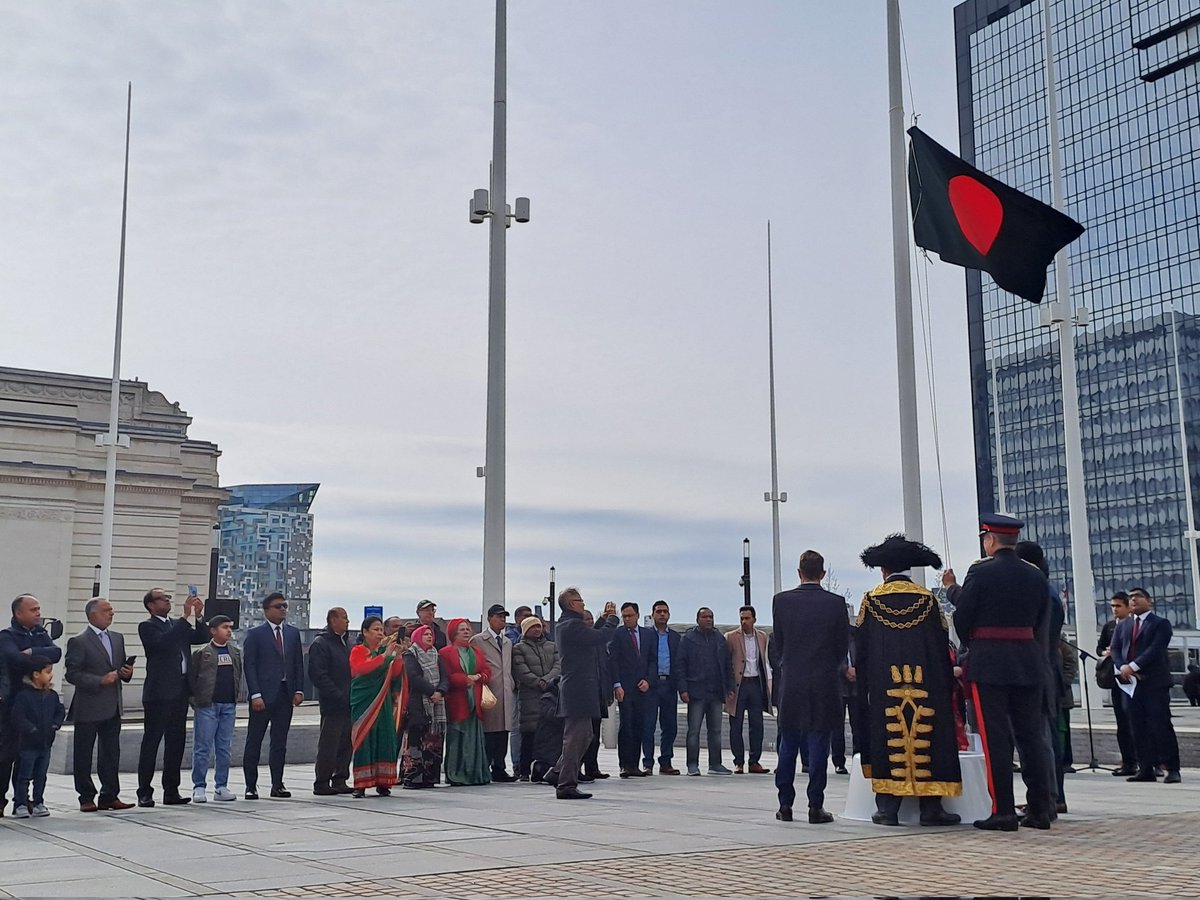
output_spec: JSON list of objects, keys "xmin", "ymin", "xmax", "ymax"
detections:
[
  {"xmin": 886, "ymin": 0, "xmax": 925, "ymax": 576},
  {"xmin": 481, "ymin": 0, "xmax": 507, "ymax": 622},
  {"xmin": 990, "ymin": 357, "xmax": 1008, "ymax": 515},
  {"xmin": 98, "ymin": 83, "xmax": 133, "ymax": 600},
  {"xmin": 764, "ymin": 221, "xmax": 786, "ymax": 596},
  {"xmin": 1169, "ymin": 307, "xmax": 1200, "ymax": 627},
  {"xmin": 1041, "ymin": 3, "xmax": 1100, "ymax": 712}
]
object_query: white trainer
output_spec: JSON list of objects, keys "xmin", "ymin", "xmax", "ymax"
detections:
[
  {"xmin": 213, "ymin": 787, "xmax": 237, "ymax": 802},
  {"xmin": 192, "ymin": 787, "xmax": 207, "ymax": 804}
]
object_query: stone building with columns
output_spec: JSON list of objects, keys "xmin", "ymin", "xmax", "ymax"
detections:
[{"xmin": 0, "ymin": 366, "xmax": 225, "ymax": 707}]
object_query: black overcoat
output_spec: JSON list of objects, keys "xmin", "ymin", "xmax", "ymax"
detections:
[
  {"xmin": 556, "ymin": 608, "xmax": 619, "ymax": 719},
  {"xmin": 771, "ymin": 583, "xmax": 849, "ymax": 732}
]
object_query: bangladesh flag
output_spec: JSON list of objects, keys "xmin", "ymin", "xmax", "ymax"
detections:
[{"xmin": 907, "ymin": 126, "xmax": 1084, "ymax": 304}]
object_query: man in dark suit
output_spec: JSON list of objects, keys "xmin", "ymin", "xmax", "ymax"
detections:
[
  {"xmin": 137, "ymin": 586, "xmax": 210, "ymax": 807},
  {"xmin": 307, "ymin": 607, "xmax": 354, "ymax": 795},
  {"xmin": 643, "ymin": 600, "xmax": 682, "ymax": 775},
  {"xmin": 242, "ymin": 592, "xmax": 305, "ymax": 799},
  {"xmin": 1110, "ymin": 586, "xmax": 1181, "ymax": 784},
  {"xmin": 1098, "ymin": 591, "xmax": 1138, "ymax": 775},
  {"xmin": 953, "ymin": 514, "xmax": 1055, "ymax": 831},
  {"xmin": 771, "ymin": 549, "xmax": 847, "ymax": 824},
  {"xmin": 608, "ymin": 602, "xmax": 656, "ymax": 778},
  {"xmin": 549, "ymin": 588, "xmax": 619, "ymax": 800},
  {"xmin": 65, "ymin": 598, "xmax": 135, "ymax": 812}
]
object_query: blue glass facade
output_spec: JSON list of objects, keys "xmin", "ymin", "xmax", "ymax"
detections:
[
  {"xmin": 954, "ymin": 0, "xmax": 1200, "ymax": 625},
  {"xmin": 218, "ymin": 483, "xmax": 319, "ymax": 629}
]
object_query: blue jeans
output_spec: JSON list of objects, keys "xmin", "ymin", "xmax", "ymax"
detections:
[
  {"xmin": 775, "ymin": 728, "xmax": 830, "ymax": 810},
  {"xmin": 643, "ymin": 678, "xmax": 678, "ymax": 767},
  {"xmin": 685, "ymin": 699, "xmax": 724, "ymax": 769},
  {"xmin": 192, "ymin": 703, "xmax": 236, "ymax": 790},
  {"xmin": 14, "ymin": 748, "xmax": 50, "ymax": 808}
]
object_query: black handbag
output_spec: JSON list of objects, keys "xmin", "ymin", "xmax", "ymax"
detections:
[{"xmin": 1095, "ymin": 655, "xmax": 1116, "ymax": 690}]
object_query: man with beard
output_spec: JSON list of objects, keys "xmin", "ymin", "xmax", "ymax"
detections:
[{"xmin": 857, "ymin": 535, "xmax": 961, "ymax": 827}]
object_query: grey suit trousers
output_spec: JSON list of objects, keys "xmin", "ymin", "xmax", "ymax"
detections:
[{"xmin": 552, "ymin": 716, "xmax": 593, "ymax": 792}]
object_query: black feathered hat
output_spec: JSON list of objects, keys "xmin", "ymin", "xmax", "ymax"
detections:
[{"xmin": 860, "ymin": 534, "xmax": 942, "ymax": 571}]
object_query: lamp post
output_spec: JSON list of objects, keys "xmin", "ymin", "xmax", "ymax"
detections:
[
  {"xmin": 92, "ymin": 565, "xmax": 102, "ymax": 599},
  {"xmin": 547, "ymin": 566, "xmax": 556, "ymax": 631},
  {"xmin": 469, "ymin": 0, "xmax": 531, "ymax": 623},
  {"xmin": 739, "ymin": 538, "xmax": 751, "ymax": 608}
]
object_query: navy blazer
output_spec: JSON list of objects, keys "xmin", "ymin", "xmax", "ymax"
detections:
[
  {"xmin": 139, "ymin": 615, "xmax": 210, "ymax": 702},
  {"xmin": 1110, "ymin": 612, "xmax": 1174, "ymax": 689},
  {"xmin": 243, "ymin": 621, "xmax": 305, "ymax": 705},
  {"xmin": 608, "ymin": 624, "xmax": 657, "ymax": 691}
]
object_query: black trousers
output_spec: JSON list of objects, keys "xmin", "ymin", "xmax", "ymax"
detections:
[
  {"xmin": 138, "ymin": 692, "xmax": 190, "ymax": 798},
  {"xmin": 0, "ymin": 702, "xmax": 17, "ymax": 802},
  {"xmin": 314, "ymin": 712, "xmax": 352, "ymax": 787},
  {"xmin": 75, "ymin": 714, "xmax": 123, "ymax": 803},
  {"xmin": 617, "ymin": 692, "xmax": 651, "ymax": 771},
  {"xmin": 1128, "ymin": 684, "xmax": 1180, "ymax": 773},
  {"xmin": 518, "ymin": 731, "xmax": 537, "ymax": 777},
  {"xmin": 243, "ymin": 687, "xmax": 296, "ymax": 790},
  {"xmin": 484, "ymin": 730, "xmax": 510, "ymax": 775},
  {"xmin": 973, "ymin": 682, "xmax": 1053, "ymax": 817},
  {"xmin": 831, "ymin": 693, "xmax": 863, "ymax": 767},
  {"xmin": 1111, "ymin": 687, "xmax": 1136, "ymax": 767},
  {"xmin": 729, "ymin": 678, "xmax": 765, "ymax": 766}
]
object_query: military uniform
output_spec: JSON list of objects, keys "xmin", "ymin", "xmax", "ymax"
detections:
[{"xmin": 952, "ymin": 515, "xmax": 1054, "ymax": 830}]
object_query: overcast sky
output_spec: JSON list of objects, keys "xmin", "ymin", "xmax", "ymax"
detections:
[{"xmin": 0, "ymin": 1, "xmax": 989, "ymax": 626}]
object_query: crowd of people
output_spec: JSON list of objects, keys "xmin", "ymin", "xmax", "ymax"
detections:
[{"xmin": 0, "ymin": 514, "xmax": 1186, "ymax": 825}]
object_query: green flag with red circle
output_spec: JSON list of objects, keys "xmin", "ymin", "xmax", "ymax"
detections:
[{"xmin": 907, "ymin": 126, "xmax": 1084, "ymax": 304}]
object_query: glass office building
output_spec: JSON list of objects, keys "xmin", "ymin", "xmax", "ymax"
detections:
[
  {"xmin": 218, "ymin": 483, "xmax": 319, "ymax": 629},
  {"xmin": 954, "ymin": 0, "xmax": 1200, "ymax": 625}
]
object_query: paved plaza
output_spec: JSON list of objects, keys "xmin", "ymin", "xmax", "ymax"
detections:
[{"xmin": 0, "ymin": 747, "xmax": 1196, "ymax": 898}]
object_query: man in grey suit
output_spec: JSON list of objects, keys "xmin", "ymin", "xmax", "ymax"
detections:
[{"xmin": 65, "ymin": 598, "xmax": 135, "ymax": 812}]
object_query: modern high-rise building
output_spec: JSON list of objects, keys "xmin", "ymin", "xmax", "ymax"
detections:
[
  {"xmin": 954, "ymin": 0, "xmax": 1200, "ymax": 625},
  {"xmin": 217, "ymin": 483, "xmax": 319, "ymax": 629}
]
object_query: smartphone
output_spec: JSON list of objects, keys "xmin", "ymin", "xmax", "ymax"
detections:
[
  {"xmin": 187, "ymin": 584, "xmax": 199, "ymax": 598},
  {"xmin": 124, "ymin": 655, "xmax": 137, "ymax": 666}
]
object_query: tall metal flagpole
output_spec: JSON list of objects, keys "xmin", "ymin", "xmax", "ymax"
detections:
[
  {"xmin": 98, "ymin": 83, "xmax": 133, "ymax": 600},
  {"xmin": 886, "ymin": 0, "xmax": 925, "ymax": 581},
  {"xmin": 1169, "ymin": 307, "xmax": 1200, "ymax": 627},
  {"xmin": 1041, "ymin": 2, "xmax": 1100, "ymax": 712},
  {"xmin": 764, "ymin": 222, "xmax": 786, "ymax": 596},
  {"xmin": 481, "ymin": 0, "xmax": 508, "ymax": 620}
]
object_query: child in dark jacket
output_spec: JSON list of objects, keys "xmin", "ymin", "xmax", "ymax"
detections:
[{"xmin": 10, "ymin": 656, "xmax": 66, "ymax": 818}]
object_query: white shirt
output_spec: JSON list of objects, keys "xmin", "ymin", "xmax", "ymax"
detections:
[
  {"xmin": 742, "ymin": 631, "xmax": 760, "ymax": 677},
  {"xmin": 1128, "ymin": 611, "xmax": 1151, "ymax": 671}
]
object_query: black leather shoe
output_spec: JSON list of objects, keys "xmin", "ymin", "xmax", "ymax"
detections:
[
  {"xmin": 974, "ymin": 813, "xmax": 1019, "ymax": 831},
  {"xmin": 136, "ymin": 796, "xmax": 155, "ymax": 808},
  {"xmin": 920, "ymin": 810, "xmax": 962, "ymax": 826},
  {"xmin": 800, "ymin": 764, "xmax": 810, "ymax": 774},
  {"xmin": 1127, "ymin": 771, "xmax": 1158, "ymax": 782},
  {"xmin": 543, "ymin": 771, "xmax": 559, "ymax": 787},
  {"xmin": 352, "ymin": 790, "xmax": 366, "ymax": 798},
  {"xmin": 585, "ymin": 770, "xmax": 609, "ymax": 780},
  {"xmin": 808, "ymin": 807, "xmax": 834, "ymax": 824},
  {"xmin": 834, "ymin": 766, "xmax": 849, "ymax": 775},
  {"xmin": 313, "ymin": 784, "xmax": 338, "ymax": 796},
  {"xmin": 1154, "ymin": 766, "xmax": 1165, "ymax": 777},
  {"xmin": 332, "ymin": 782, "xmax": 356, "ymax": 795},
  {"xmin": 1164, "ymin": 770, "xmax": 1182, "ymax": 784},
  {"xmin": 775, "ymin": 806, "xmax": 793, "ymax": 822},
  {"xmin": 578, "ymin": 773, "xmax": 595, "ymax": 783},
  {"xmin": 492, "ymin": 771, "xmax": 517, "ymax": 783},
  {"xmin": 556, "ymin": 788, "xmax": 592, "ymax": 800},
  {"xmin": 243, "ymin": 790, "xmax": 259, "ymax": 800},
  {"xmin": 1019, "ymin": 814, "xmax": 1052, "ymax": 830},
  {"xmin": 1112, "ymin": 765, "xmax": 1137, "ymax": 776},
  {"xmin": 871, "ymin": 812, "xmax": 899, "ymax": 826},
  {"xmin": 269, "ymin": 786, "xmax": 292, "ymax": 798},
  {"xmin": 162, "ymin": 794, "xmax": 191, "ymax": 806}
]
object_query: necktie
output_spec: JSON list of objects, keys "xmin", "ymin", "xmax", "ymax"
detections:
[
  {"xmin": 1130, "ymin": 616, "xmax": 1141, "ymax": 653},
  {"xmin": 274, "ymin": 625, "xmax": 284, "ymax": 655},
  {"xmin": 630, "ymin": 628, "xmax": 638, "ymax": 652},
  {"xmin": 99, "ymin": 630, "xmax": 113, "ymax": 664},
  {"xmin": 496, "ymin": 634, "xmax": 503, "ymax": 655}
]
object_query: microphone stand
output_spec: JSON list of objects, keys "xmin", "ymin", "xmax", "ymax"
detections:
[{"xmin": 1062, "ymin": 639, "xmax": 1113, "ymax": 773}]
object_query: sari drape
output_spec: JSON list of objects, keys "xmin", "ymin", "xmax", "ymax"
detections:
[{"xmin": 350, "ymin": 643, "xmax": 408, "ymax": 789}]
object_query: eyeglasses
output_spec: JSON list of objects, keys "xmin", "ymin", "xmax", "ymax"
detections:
[{"xmin": 270, "ymin": 603, "xmax": 289, "ymax": 610}]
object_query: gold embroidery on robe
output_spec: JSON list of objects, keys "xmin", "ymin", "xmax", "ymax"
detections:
[{"xmin": 868, "ymin": 663, "xmax": 962, "ymax": 797}]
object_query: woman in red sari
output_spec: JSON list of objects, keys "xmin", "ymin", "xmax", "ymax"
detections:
[{"xmin": 349, "ymin": 616, "xmax": 408, "ymax": 797}]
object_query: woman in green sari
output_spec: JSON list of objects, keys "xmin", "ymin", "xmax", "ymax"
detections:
[
  {"xmin": 438, "ymin": 618, "xmax": 492, "ymax": 786},
  {"xmin": 349, "ymin": 616, "xmax": 408, "ymax": 797}
]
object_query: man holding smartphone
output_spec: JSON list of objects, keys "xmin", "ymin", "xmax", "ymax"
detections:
[
  {"xmin": 65, "ymin": 597, "xmax": 135, "ymax": 811},
  {"xmin": 137, "ymin": 586, "xmax": 210, "ymax": 807}
]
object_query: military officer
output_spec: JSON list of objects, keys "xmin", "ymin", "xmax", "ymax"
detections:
[{"xmin": 951, "ymin": 514, "xmax": 1055, "ymax": 832}]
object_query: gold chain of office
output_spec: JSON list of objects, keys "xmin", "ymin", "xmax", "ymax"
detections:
[{"xmin": 862, "ymin": 595, "xmax": 935, "ymax": 630}]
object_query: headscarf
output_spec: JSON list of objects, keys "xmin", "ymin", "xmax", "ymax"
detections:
[
  {"xmin": 407, "ymin": 625, "xmax": 445, "ymax": 733},
  {"xmin": 447, "ymin": 618, "xmax": 471, "ymax": 645}
]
